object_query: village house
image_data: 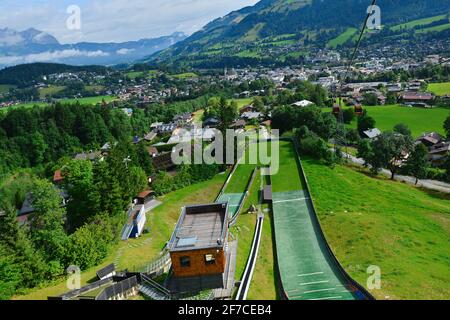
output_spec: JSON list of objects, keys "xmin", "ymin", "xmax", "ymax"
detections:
[
  {"xmin": 173, "ymin": 112, "xmax": 194, "ymax": 126},
  {"xmin": 241, "ymin": 111, "xmax": 262, "ymax": 121},
  {"xmin": 239, "ymin": 104, "xmax": 255, "ymax": 114},
  {"xmin": 363, "ymin": 128, "xmax": 382, "ymax": 140},
  {"xmin": 400, "ymin": 92, "xmax": 434, "ymax": 108},
  {"xmin": 428, "ymin": 141, "xmax": 450, "ymax": 167},
  {"xmin": 416, "ymin": 132, "xmax": 443, "ymax": 148},
  {"xmin": 203, "ymin": 117, "xmax": 220, "ymax": 128}
]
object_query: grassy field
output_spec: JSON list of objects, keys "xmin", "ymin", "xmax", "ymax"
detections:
[
  {"xmin": 172, "ymin": 72, "xmax": 198, "ymax": 79},
  {"xmin": 302, "ymin": 158, "xmax": 450, "ymax": 300},
  {"xmin": 0, "ymin": 84, "xmax": 16, "ymax": 94},
  {"xmin": 59, "ymin": 95, "xmax": 116, "ymax": 105},
  {"xmin": 38, "ymin": 86, "xmax": 66, "ymax": 98},
  {"xmin": 416, "ymin": 22, "xmax": 450, "ymax": 34},
  {"xmin": 327, "ymin": 28, "xmax": 358, "ymax": 48},
  {"xmin": 1, "ymin": 95, "xmax": 117, "ymax": 113},
  {"xmin": 14, "ymin": 174, "xmax": 227, "ymax": 300},
  {"xmin": 125, "ymin": 70, "xmax": 158, "ymax": 79},
  {"xmin": 391, "ymin": 14, "xmax": 447, "ymax": 31},
  {"xmin": 428, "ymin": 82, "xmax": 450, "ymax": 96},
  {"xmin": 323, "ymin": 104, "xmax": 450, "ymax": 137}
]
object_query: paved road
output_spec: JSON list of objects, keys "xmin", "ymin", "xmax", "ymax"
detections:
[{"xmin": 342, "ymin": 152, "xmax": 450, "ymax": 194}]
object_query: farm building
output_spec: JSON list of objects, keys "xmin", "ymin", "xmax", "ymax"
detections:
[
  {"xmin": 400, "ymin": 92, "xmax": 434, "ymax": 107},
  {"xmin": 166, "ymin": 203, "xmax": 236, "ymax": 295}
]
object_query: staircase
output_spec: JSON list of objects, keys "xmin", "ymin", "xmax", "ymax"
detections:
[
  {"xmin": 139, "ymin": 274, "xmax": 172, "ymax": 300},
  {"xmin": 138, "ymin": 284, "xmax": 171, "ymax": 300}
]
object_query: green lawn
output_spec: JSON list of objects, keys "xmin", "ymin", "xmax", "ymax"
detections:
[
  {"xmin": 14, "ymin": 174, "xmax": 227, "ymax": 300},
  {"xmin": 323, "ymin": 105, "xmax": 450, "ymax": 137},
  {"xmin": 428, "ymin": 82, "xmax": 450, "ymax": 96},
  {"xmin": 302, "ymin": 158, "xmax": 450, "ymax": 300}
]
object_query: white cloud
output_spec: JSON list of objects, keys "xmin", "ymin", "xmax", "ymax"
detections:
[
  {"xmin": 0, "ymin": 49, "xmax": 109, "ymax": 65},
  {"xmin": 0, "ymin": 0, "xmax": 259, "ymax": 43},
  {"xmin": 116, "ymin": 48, "xmax": 135, "ymax": 55}
]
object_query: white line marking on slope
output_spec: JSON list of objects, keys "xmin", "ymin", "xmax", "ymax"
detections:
[
  {"xmin": 303, "ymin": 288, "xmax": 336, "ymax": 294},
  {"xmin": 299, "ymin": 280, "xmax": 329, "ymax": 286},
  {"xmin": 308, "ymin": 296, "xmax": 342, "ymax": 300},
  {"xmin": 298, "ymin": 272, "xmax": 324, "ymax": 277},
  {"xmin": 273, "ymin": 197, "xmax": 310, "ymax": 204}
]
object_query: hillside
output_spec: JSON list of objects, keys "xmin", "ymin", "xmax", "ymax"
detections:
[
  {"xmin": 0, "ymin": 63, "xmax": 110, "ymax": 87},
  {"xmin": 150, "ymin": 0, "xmax": 450, "ymax": 68}
]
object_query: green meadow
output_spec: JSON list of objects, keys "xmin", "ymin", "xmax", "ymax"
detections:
[
  {"xmin": 391, "ymin": 14, "xmax": 447, "ymax": 31},
  {"xmin": 327, "ymin": 27, "xmax": 358, "ymax": 48},
  {"xmin": 1, "ymin": 95, "xmax": 117, "ymax": 113},
  {"xmin": 323, "ymin": 105, "xmax": 450, "ymax": 137},
  {"xmin": 428, "ymin": 82, "xmax": 450, "ymax": 96}
]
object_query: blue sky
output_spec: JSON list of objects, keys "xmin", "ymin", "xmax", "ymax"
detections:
[{"xmin": 0, "ymin": 0, "xmax": 259, "ymax": 43}]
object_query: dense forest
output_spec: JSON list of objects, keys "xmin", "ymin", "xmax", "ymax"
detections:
[{"xmin": 0, "ymin": 95, "xmax": 225, "ymax": 299}]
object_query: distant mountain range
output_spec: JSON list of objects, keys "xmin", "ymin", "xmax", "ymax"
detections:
[
  {"xmin": 0, "ymin": 28, "xmax": 187, "ymax": 68},
  {"xmin": 150, "ymin": 0, "xmax": 450, "ymax": 67}
]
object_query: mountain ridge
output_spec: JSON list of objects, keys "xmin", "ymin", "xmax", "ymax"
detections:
[
  {"xmin": 150, "ymin": 0, "xmax": 450, "ymax": 68},
  {"xmin": 0, "ymin": 28, "xmax": 187, "ymax": 67}
]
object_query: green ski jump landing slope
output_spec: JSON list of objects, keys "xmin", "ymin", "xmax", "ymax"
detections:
[{"xmin": 271, "ymin": 141, "xmax": 368, "ymax": 300}]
